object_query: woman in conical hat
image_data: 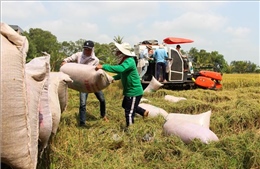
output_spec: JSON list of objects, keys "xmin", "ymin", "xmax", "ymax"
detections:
[{"xmin": 96, "ymin": 42, "xmax": 149, "ymax": 128}]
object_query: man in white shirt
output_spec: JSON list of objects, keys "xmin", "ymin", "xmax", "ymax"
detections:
[
  {"xmin": 139, "ymin": 45, "xmax": 153, "ymax": 81},
  {"xmin": 61, "ymin": 40, "xmax": 108, "ymax": 127}
]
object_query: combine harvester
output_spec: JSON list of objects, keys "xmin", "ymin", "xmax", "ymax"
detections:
[{"xmin": 134, "ymin": 37, "xmax": 223, "ymax": 90}]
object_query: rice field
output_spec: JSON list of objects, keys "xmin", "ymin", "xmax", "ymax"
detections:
[{"xmin": 38, "ymin": 73, "xmax": 260, "ymax": 169}]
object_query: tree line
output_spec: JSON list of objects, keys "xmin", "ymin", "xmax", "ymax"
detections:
[{"xmin": 22, "ymin": 28, "xmax": 259, "ymax": 73}]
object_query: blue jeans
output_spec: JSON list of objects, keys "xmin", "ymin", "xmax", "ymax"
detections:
[{"xmin": 79, "ymin": 91, "xmax": 106, "ymax": 124}]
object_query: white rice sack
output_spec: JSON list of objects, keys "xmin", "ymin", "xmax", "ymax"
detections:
[
  {"xmin": 0, "ymin": 22, "xmax": 29, "ymax": 53},
  {"xmin": 164, "ymin": 95, "xmax": 187, "ymax": 103},
  {"xmin": 50, "ymin": 72, "xmax": 72, "ymax": 114},
  {"xmin": 163, "ymin": 119, "xmax": 219, "ymax": 144},
  {"xmin": 60, "ymin": 63, "xmax": 113, "ymax": 93},
  {"xmin": 139, "ymin": 103, "xmax": 168, "ymax": 119},
  {"xmin": 48, "ymin": 79, "xmax": 61, "ymax": 135},
  {"xmin": 26, "ymin": 55, "xmax": 51, "ymax": 156},
  {"xmin": 49, "ymin": 72, "xmax": 72, "ymax": 134},
  {"xmin": 49, "ymin": 83, "xmax": 61, "ymax": 134},
  {"xmin": 144, "ymin": 76, "xmax": 163, "ymax": 93},
  {"xmin": 1, "ymin": 29, "xmax": 36, "ymax": 168},
  {"xmin": 165, "ymin": 110, "xmax": 211, "ymax": 128}
]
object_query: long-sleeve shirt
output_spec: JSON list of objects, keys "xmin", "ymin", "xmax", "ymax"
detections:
[
  {"xmin": 154, "ymin": 48, "xmax": 168, "ymax": 63},
  {"xmin": 63, "ymin": 51, "xmax": 99, "ymax": 66},
  {"xmin": 102, "ymin": 57, "xmax": 143, "ymax": 97},
  {"xmin": 140, "ymin": 48, "xmax": 150, "ymax": 65}
]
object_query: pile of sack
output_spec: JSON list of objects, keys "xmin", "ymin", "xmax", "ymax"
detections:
[
  {"xmin": 139, "ymin": 100, "xmax": 219, "ymax": 144},
  {"xmin": 0, "ymin": 22, "xmax": 115, "ymax": 169},
  {"xmin": 0, "ymin": 23, "xmax": 71, "ymax": 169}
]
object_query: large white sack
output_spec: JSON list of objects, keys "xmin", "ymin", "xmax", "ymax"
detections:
[
  {"xmin": 165, "ymin": 110, "xmax": 211, "ymax": 129},
  {"xmin": 26, "ymin": 55, "xmax": 52, "ymax": 155},
  {"xmin": 49, "ymin": 72, "xmax": 72, "ymax": 134},
  {"xmin": 164, "ymin": 95, "xmax": 187, "ymax": 103},
  {"xmin": 1, "ymin": 27, "xmax": 37, "ymax": 168},
  {"xmin": 48, "ymin": 78, "xmax": 61, "ymax": 135},
  {"xmin": 50, "ymin": 72, "xmax": 72, "ymax": 114},
  {"xmin": 144, "ymin": 76, "xmax": 163, "ymax": 93},
  {"xmin": 60, "ymin": 63, "xmax": 113, "ymax": 93},
  {"xmin": 0, "ymin": 22, "xmax": 29, "ymax": 53},
  {"xmin": 163, "ymin": 120, "xmax": 219, "ymax": 144},
  {"xmin": 139, "ymin": 103, "xmax": 168, "ymax": 119}
]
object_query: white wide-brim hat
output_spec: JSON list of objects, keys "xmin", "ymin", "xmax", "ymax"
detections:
[{"xmin": 114, "ymin": 42, "xmax": 136, "ymax": 57}]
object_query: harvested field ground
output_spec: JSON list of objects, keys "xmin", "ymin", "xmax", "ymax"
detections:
[{"xmin": 38, "ymin": 73, "xmax": 260, "ymax": 169}]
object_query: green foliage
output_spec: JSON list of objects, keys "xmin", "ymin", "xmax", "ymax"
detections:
[
  {"xmin": 113, "ymin": 35, "xmax": 124, "ymax": 44},
  {"xmin": 23, "ymin": 28, "xmax": 63, "ymax": 71},
  {"xmin": 187, "ymin": 47, "xmax": 228, "ymax": 73},
  {"xmin": 37, "ymin": 75, "xmax": 260, "ymax": 169},
  {"xmin": 230, "ymin": 60, "xmax": 258, "ymax": 73},
  {"xmin": 23, "ymin": 28, "xmax": 59, "ymax": 58},
  {"xmin": 60, "ymin": 39, "xmax": 85, "ymax": 57},
  {"xmin": 22, "ymin": 31, "xmax": 37, "ymax": 62},
  {"xmin": 94, "ymin": 43, "xmax": 117, "ymax": 64}
]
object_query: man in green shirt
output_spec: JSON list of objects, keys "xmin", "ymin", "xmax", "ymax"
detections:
[{"xmin": 96, "ymin": 42, "xmax": 149, "ymax": 128}]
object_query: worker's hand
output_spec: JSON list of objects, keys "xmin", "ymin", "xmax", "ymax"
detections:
[
  {"xmin": 61, "ymin": 61, "xmax": 66, "ymax": 66},
  {"xmin": 111, "ymin": 78, "xmax": 115, "ymax": 83},
  {"xmin": 95, "ymin": 64, "xmax": 103, "ymax": 71}
]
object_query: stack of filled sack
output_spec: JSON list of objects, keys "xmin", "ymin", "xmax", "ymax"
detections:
[{"xmin": 0, "ymin": 23, "xmax": 72, "ymax": 169}]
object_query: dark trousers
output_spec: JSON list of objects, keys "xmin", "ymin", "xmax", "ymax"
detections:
[
  {"xmin": 156, "ymin": 62, "xmax": 166, "ymax": 81},
  {"xmin": 122, "ymin": 95, "xmax": 145, "ymax": 127}
]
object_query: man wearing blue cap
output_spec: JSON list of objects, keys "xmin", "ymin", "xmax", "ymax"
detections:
[{"xmin": 61, "ymin": 40, "xmax": 108, "ymax": 127}]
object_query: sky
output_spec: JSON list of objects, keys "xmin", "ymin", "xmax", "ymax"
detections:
[{"xmin": 1, "ymin": 1, "xmax": 259, "ymax": 66}]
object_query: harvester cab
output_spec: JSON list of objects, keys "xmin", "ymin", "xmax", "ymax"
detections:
[{"xmin": 134, "ymin": 38, "xmax": 223, "ymax": 90}]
